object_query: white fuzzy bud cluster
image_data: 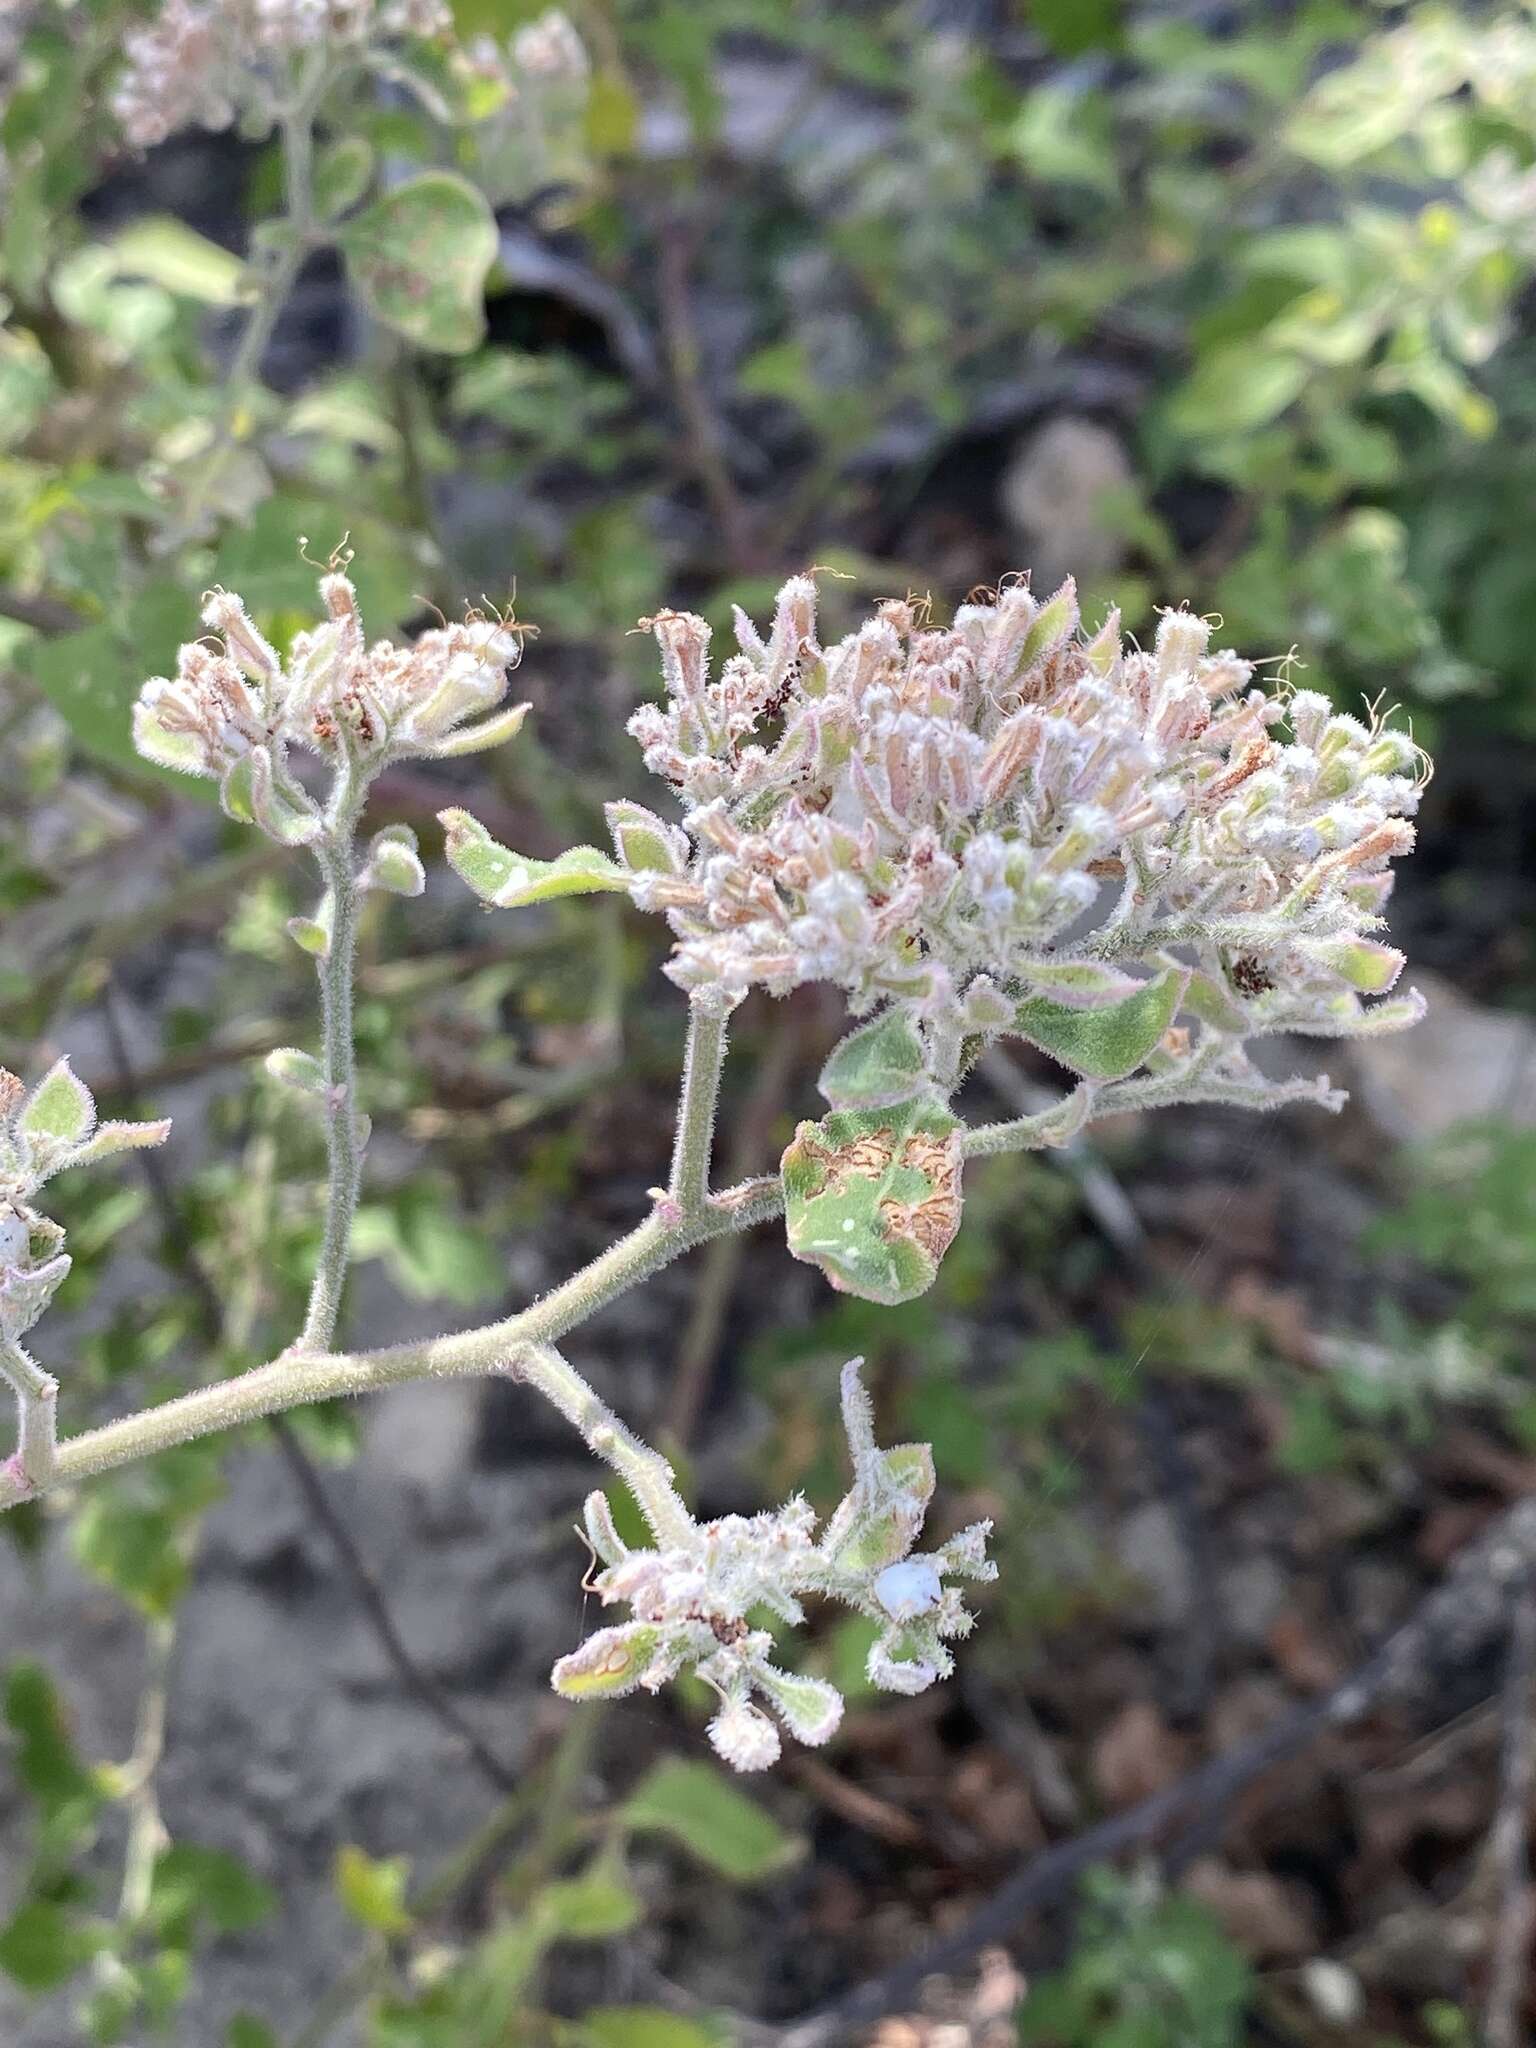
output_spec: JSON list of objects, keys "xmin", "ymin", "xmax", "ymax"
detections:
[
  {"xmin": 615, "ymin": 575, "xmax": 1428, "ymax": 1086},
  {"xmin": 0, "ymin": 1060, "xmax": 169, "ymax": 1344},
  {"xmin": 133, "ymin": 567, "xmax": 528, "ymax": 842},
  {"xmin": 112, "ymin": 0, "xmax": 451, "ymax": 147},
  {"xmin": 551, "ymin": 1359, "xmax": 995, "ymax": 1771}
]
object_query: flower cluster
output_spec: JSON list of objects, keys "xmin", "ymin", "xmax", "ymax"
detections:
[
  {"xmin": 551, "ymin": 1358, "xmax": 995, "ymax": 1771},
  {"xmin": 112, "ymin": 0, "xmax": 451, "ymax": 148},
  {"xmin": 613, "ymin": 575, "xmax": 1427, "ymax": 1086},
  {"xmin": 133, "ymin": 566, "xmax": 527, "ymax": 841},
  {"xmin": 0, "ymin": 1060, "xmax": 168, "ymax": 1345}
]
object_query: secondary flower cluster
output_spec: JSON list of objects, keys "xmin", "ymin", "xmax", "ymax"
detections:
[
  {"xmin": 113, "ymin": 0, "xmax": 451, "ymax": 147},
  {"xmin": 0, "ymin": 1060, "xmax": 169, "ymax": 1345},
  {"xmin": 614, "ymin": 575, "xmax": 1427, "ymax": 1073},
  {"xmin": 551, "ymin": 1358, "xmax": 995, "ymax": 1771},
  {"xmin": 133, "ymin": 569, "xmax": 527, "ymax": 839}
]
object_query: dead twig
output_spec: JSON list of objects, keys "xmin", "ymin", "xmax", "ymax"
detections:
[{"xmin": 657, "ymin": 215, "xmax": 758, "ymax": 575}]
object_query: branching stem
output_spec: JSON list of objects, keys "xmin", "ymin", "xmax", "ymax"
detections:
[{"xmin": 0, "ymin": 1067, "xmax": 1239, "ymax": 1512}]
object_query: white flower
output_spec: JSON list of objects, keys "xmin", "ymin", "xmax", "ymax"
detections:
[{"xmin": 614, "ymin": 575, "xmax": 1428, "ymax": 1088}]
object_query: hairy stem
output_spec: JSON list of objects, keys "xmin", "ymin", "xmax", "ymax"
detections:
[
  {"xmin": 300, "ymin": 770, "xmax": 367, "ymax": 1351},
  {"xmin": 0, "ymin": 1059, "xmax": 1265, "ymax": 1510},
  {"xmin": 0, "ymin": 1159, "xmax": 783, "ymax": 1513},
  {"xmin": 668, "ymin": 997, "xmax": 728, "ymax": 1215},
  {"xmin": 0, "ymin": 1334, "xmax": 57, "ymax": 1493},
  {"xmin": 514, "ymin": 1343, "xmax": 693, "ymax": 1545}
]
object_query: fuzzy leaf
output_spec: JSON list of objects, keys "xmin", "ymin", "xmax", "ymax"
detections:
[
  {"xmin": 1014, "ymin": 958, "xmax": 1145, "ymax": 1009},
  {"xmin": 1312, "ymin": 937, "xmax": 1405, "ymax": 993},
  {"xmin": 67, "ymin": 1118, "xmax": 171, "ymax": 1167},
  {"xmin": 751, "ymin": 1666, "xmax": 843, "ymax": 1746},
  {"xmin": 820, "ymin": 1443, "xmax": 936, "ymax": 1575},
  {"xmin": 439, "ymin": 807, "xmax": 627, "ymax": 909},
  {"xmin": 781, "ymin": 1101, "xmax": 962, "ymax": 1305},
  {"xmin": 19, "ymin": 1059, "xmax": 95, "ymax": 1144},
  {"xmin": 264, "ymin": 1048, "xmax": 327, "ymax": 1096},
  {"xmin": 424, "ymin": 701, "xmax": 528, "ymax": 758},
  {"xmin": 338, "ymin": 171, "xmax": 497, "ymax": 354},
  {"xmin": 361, "ymin": 824, "xmax": 425, "ymax": 898},
  {"xmin": 605, "ymin": 799, "xmax": 689, "ymax": 877},
  {"xmin": 551, "ymin": 1624, "xmax": 663, "ymax": 1700},
  {"xmin": 0, "ymin": 1252, "xmax": 71, "ymax": 1341},
  {"xmin": 1011, "ymin": 965, "xmax": 1187, "ymax": 1080},
  {"xmin": 817, "ymin": 1010, "xmax": 930, "ymax": 1110}
]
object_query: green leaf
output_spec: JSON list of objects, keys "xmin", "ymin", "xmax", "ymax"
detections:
[
  {"xmin": 1011, "ymin": 966, "xmax": 1187, "ymax": 1081},
  {"xmin": 1029, "ymin": 0, "xmax": 1123, "ymax": 55},
  {"xmin": 620, "ymin": 1760, "xmax": 800, "ymax": 1882},
  {"xmin": 1164, "ymin": 346, "xmax": 1309, "ymax": 438},
  {"xmin": 338, "ymin": 171, "xmax": 497, "ymax": 353},
  {"xmin": 576, "ymin": 2010, "xmax": 725, "ymax": 2048},
  {"xmin": 335, "ymin": 1843, "xmax": 413, "ymax": 1936},
  {"xmin": 817, "ymin": 1010, "xmax": 930, "ymax": 1110},
  {"xmin": 0, "ymin": 1900, "xmax": 106, "ymax": 1992},
  {"xmin": 227, "ymin": 2018, "xmax": 279, "ymax": 2048},
  {"xmin": 781, "ymin": 1101, "xmax": 963, "ymax": 1305},
  {"xmin": 535, "ymin": 1870, "xmax": 641, "ymax": 1941},
  {"xmin": 4, "ymin": 1661, "xmax": 103, "ymax": 1823},
  {"xmin": 108, "ymin": 218, "xmax": 249, "ymax": 306},
  {"xmin": 25, "ymin": 624, "xmax": 146, "ymax": 774},
  {"xmin": 150, "ymin": 1844, "xmax": 277, "ymax": 1936},
  {"xmin": 19, "ymin": 1057, "xmax": 95, "ymax": 1143},
  {"xmin": 71, "ymin": 1470, "xmax": 216, "ymax": 1620},
  {"xmin": 313, "ymin": 137, "xmax": 376, "ymax": 220},
  {"xmin": 439, "ymin": 807, "xmax": 627, "ymax": 908}
]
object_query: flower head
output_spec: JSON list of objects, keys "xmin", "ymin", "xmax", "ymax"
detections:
[
  {"xmin": 613, "ymin": 575, "xmax": 1428, "ymax": 1093},
  {"xmin": 133, "ymin": 564, "xmax": 527, "ymax": 839},
  {"xmin": 113, "ymin": 0, "xmax": 451, "ymax": 147},
  {"xmin": 550, "ymin": 1358, "xmax": 994, "ymax": 1769}
]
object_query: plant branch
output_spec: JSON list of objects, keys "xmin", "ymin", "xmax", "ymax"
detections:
[
  {"xmin": 300, "ymin": 771, "xmax": 367, "ymax": 1351},
  {"xmin": 0, "ymin": 1061, "xmax": 1262, "ymax": 1509},
  {"xmin": 668, "ymin": 996, "xmax": 729, "ymax": 1216},
  {"xmin": 99, "ymin": 983, "xmax": 522, "ymax": 1798},
  {"xmin": 0, "ymin": 1334, "xmax": 57, "ymax": 1493}
]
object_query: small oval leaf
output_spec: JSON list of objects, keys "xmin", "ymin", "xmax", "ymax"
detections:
[
  {"xmin": 817, "ymin": 1009, "xmax": 930, "ymax": 1110},
  {"xmin": 1011, "ymin": 964, "xmax": 1188, "ymax": 1080},
  {"xmin": 439, "ymin": 807, "xmax": 627, "ymax": 909}
]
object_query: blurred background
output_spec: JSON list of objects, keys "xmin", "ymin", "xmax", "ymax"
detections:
[{"xmin": 1, "ymin": 2, "xmax": 1535, "ymax": 2044}]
